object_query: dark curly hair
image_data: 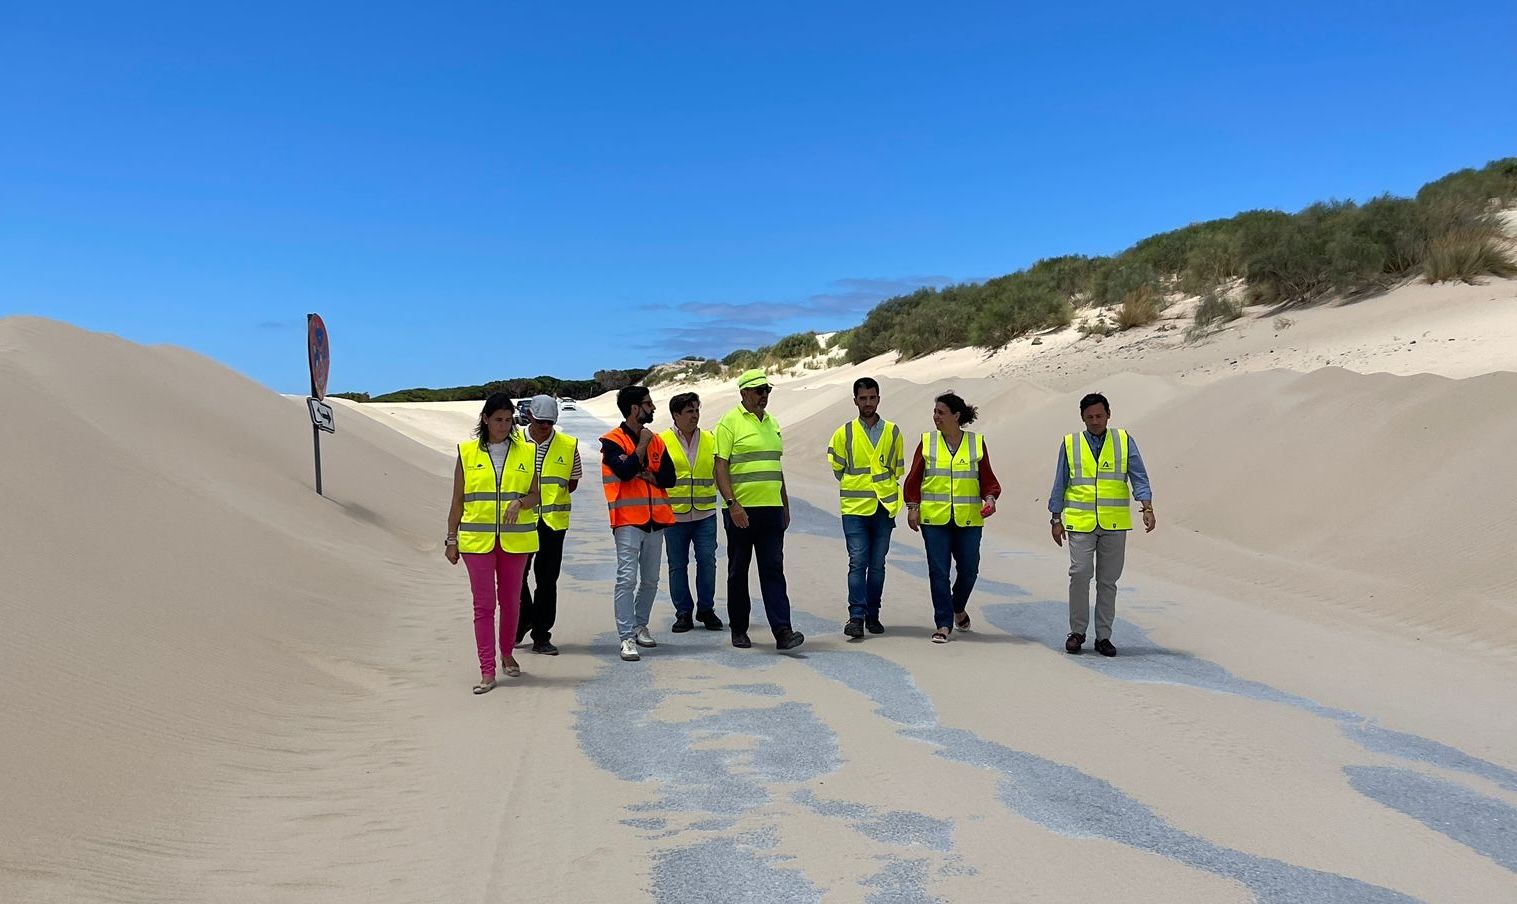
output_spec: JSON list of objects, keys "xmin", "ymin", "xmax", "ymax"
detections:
[{"xmin": 935, "ymin": 391, "xmax": 979, "ymax": 426}]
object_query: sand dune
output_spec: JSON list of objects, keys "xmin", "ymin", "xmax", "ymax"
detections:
[{"xmin": 5, "ymin": 276, "xmax": 1517, "ymax": 904}]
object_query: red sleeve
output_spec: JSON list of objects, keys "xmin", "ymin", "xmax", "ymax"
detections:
[
  {"xmin": 903, "ymin": 441, "xmax": 926, "ymax": 503},
  {"xmin": 979, "ymin": 446, "xmax": 1002, "ymax": 499}
]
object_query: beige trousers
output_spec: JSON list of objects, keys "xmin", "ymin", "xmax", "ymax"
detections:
[{"xmin": 1068, "ymin": 526, "xmax": 1127, "ymax": 641}]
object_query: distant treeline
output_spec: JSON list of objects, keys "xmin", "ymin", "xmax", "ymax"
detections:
[
  {"xmin": 839, "ymin": 158, "xmax": 1517, "ymax": 362},
  {"xmin": 337, "ymin": 159, "xmax": 1516, "ymax": 399},
  {"xmin": 334, "ymin": 367, "xmax": 650, "ymax": 403}
]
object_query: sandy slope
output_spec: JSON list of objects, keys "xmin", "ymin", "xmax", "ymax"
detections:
[{"xmin": 4, "ymin": 272, "xmax": 1517, "ymax": 904}]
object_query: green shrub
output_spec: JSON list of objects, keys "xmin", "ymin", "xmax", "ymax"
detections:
[
  {"xmin": 1423, "ymin": 220, "xmax": 1517, "ymax": 283},
  {"xmin": 1193, "ymin": 292, "xmax": 1243, "ymax": 328},
  {"xmin": 1089, "ymin": 259, "xmax": 1161, "ymax": 308},
  {"xmin": 970, "ymin": 274, "xmax": 1070, "ymax": 347},
  {"xmin": 723, "ymin": 348, "xmax": 761, "ymax": 370},
  {"xmin": 1078, "ymin": 317, "xmax": 1112, "ymax": 337},
  {"xmin": 1416, "ymin": 158, "xmax": 1517, "ymax": 214},
  {"xmin": 764, "ymin": 331, "xmax": 819, "ymax": 361},
  {"xmin": 1178, "ymin": 229, "xmax": 1242, "ymax": 295}
]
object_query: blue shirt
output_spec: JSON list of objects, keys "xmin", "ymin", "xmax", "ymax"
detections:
[{"xmin": 1048, "ymin": 430, "xmax": 1152, "ymax": 514}]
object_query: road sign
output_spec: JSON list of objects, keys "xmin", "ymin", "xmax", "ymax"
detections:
[
  {"xmin": 307, "ymin": 313, "xmax": 330, "ymax": 400},
  {"xmin": 307, "ymin": 397, "xmax": 336, "ymax": 434}
]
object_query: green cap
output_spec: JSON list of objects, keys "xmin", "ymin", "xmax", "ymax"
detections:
[{"xmin": 736, "ymin": 369, "xmax": 770, "ymax": 390}]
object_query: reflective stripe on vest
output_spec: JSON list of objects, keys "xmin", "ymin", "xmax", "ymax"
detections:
[
  {"xmin": 918, "ymin": 431, "xmax": 984, "ymax": 527},
  {"xmin": 536, "ymin": 431, "xmax": 577, "ymax": 531},
  {"xmin": 1061, "ymin": 429, "xmax": 1132, "ymax": 532},
  {"xmin": 830, "ymin": 419, "xmax": 903, "ymax": 517},
  {"xmin": 717, "ymin": 407, "xmax": 784, "ymax": 508},
  {"xmin": 659, "ymin": 428, "xmax": 717, "ymax": 514},
  {"xmin": 600, "ymin": 427, "xmax": 676, "ymax": 528},
  {"xmin": 457, "ymin": 437, "xmax": 541, "ymax": 554}
]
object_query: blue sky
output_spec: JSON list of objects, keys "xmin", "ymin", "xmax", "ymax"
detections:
[{"xmin": 3, "ymin": 1, "xmax": 1514, "ymax": 395}]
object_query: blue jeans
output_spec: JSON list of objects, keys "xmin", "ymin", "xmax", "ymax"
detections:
[
  {"xmin": 664, "ymin": 515, "xmax": 718, "ymax": 616},
  {"xmin": 920, "ymin": 523, "xmax": 981, "ymax": 630},
  {"xmin": 842, "ymin": 508, "xmax": 894, "ymax": 621}
]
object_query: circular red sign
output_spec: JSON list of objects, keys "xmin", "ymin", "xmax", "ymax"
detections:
[{"xmin": 307, "ymin": 314, "xmax": 330, "ymax": 400}]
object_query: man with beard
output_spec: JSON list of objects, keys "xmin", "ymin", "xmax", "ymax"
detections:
[
  {"xmin": 600, "ymin": 385, "xmax": 676, "ymax": 662},
  {"xmin": 828, "ymin": 377, "xmax": 904, "ymax": 638}
]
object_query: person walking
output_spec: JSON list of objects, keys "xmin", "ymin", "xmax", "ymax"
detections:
[
  {"xmin": 904, "ymin": 392, "xmax": 1001, "ymax": 643},
  {"xmin": 1051, "ymin": 392, "xmax": 1155, "ymax": 657},
  {"xmin": 445, "ymin": 393, "xmax": 541, "ymax": 693},
  {"xmin": 600, "ymin": 385, "xmax": 676, "ymax": 662},
  {"xmin": 659, "ymin": 392, "xmax": 725, "ymax": 633},
  {"xmin": 515, "ymin": 394, "xmax": 582, "ymax": 656},
  {"xmin": 713, "ymin": 370, "xmax": 805, "ymax": 651},
  {"xmin": 828, "ymin": 377, "xmax": 904, "ymax": 638}
]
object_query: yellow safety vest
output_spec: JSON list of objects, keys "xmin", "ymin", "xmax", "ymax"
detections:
[
  {"xmin": 457, "ymin": 436, "xmax": 540, "ymax": 554},
  {"xmin": 1061, "ymin": 429, "xmax": 1133, "ymax": 532},
  {"xmin": 829, "ymin": 419, "xmax": 903, "ymax": 517},
  {"xmin": 716, "ymin": 406, "xmax": 784, "ymax": 508},
  {"xmin": 919, "ymin": 431, "xmax": 985, "ymax": 527},
  {"xmin": 536, "ymin": 430, "xmax": 577, "ymax": 531},
  {"xmin": 659, "ymin": 428, "xmax": 717, "ymax": 515}
]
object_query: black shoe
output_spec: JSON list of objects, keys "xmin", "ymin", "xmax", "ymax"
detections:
[
  {"xmin": 731, "ymin": 633, "xmax": 752, "ymax": 649},
  {"xmin": 865, "ymin": 617, "xmax": 884, "ymax": 635},
  {"xmin": 844, "ymin": 618, "xmax": 864, "ymax": 638},
  {"xmin": 531, "ymin": 641, "xmax": 559, "ymax": 656},
  {"xmin": 1094, "ymin": 638, "xmax": 1117, "ymax": 657},
  {"xmin": 776, "ymin": 629, "xmax": 805, "ymax": 651},
  {"xmin": 672, "ymin": 613, "xmax": 694, "ymax": 633},
  {"xmin": 697, "ymin": 610, "xmax": 724, "ymax": 630},
  {"xmin": 1065, "ymin": 632, "xmax": 1085, "ymax": 654}
]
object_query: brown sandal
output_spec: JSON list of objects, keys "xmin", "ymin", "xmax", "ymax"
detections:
[
  {"xmin": 931, "ymin": 631, "xmax": 950, "ymax": 644},
  {"xmin": 954, "ymin": 612, "xmax": 971, "ymax": 631}
]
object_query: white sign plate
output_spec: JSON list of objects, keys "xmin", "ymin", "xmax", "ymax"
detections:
[{"xmin": 307, "ymin": 397, "xmax": 335, "ymax": 434}]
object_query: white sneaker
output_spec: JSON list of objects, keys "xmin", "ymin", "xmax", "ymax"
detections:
[
  {"xmin": 634, "ymin": 626, "xmax": 658, "ymax": 648},
  {"xmin": 620, "ymin": 638, "xmax": 641, "ymax": 661}
]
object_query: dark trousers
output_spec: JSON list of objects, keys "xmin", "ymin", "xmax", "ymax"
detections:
[
  {"xmin": 516, "ymin": 523, "xmax": 567, "ymax": 644},
  {"xmin": 920, "ymin": 523, "xmax": 981, "ymax": 630},
  {"xmin": 723, "ymin": 506, "xmax": 792, "ymax": 639}
]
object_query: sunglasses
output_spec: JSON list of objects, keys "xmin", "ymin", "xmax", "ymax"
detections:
[{"xmin": 747, "ymin": 386, "xmax": 772, "ymax": 394}]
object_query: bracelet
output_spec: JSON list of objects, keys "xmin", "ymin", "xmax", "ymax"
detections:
[{"xmin": 444, "ymin": 538, "xmax": 458, "ymax": 546}]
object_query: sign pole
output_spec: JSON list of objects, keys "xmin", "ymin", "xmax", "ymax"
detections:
[
  {"xmin": 313, "ymin": 422, "xmax": 324, "ymax": 496},
  {"xmin": 306, "ymin": 313, "xmax": 334, "ymax": 496}
]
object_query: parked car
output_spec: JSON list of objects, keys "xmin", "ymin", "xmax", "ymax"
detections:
[
  {"xmin": 514, "ymin": 398, "xmax": 532, "ymax": 426},
  {"xmin": 560, "ymin": 397, "xmax": 577, "ymax": 411}
]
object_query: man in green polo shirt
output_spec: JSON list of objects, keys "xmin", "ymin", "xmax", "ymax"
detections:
[{"xmin": 713, "ymin": 369, "xmax": 804, "ymax": 651}]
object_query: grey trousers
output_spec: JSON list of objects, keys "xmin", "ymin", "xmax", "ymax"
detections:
[
  {"xmin": 613, "ymin": 526, "xmax": 663, "ymax": 640},
  {"xmin": 1068, "ymin": 526, "xmax": 1127, "ymax": 641}
]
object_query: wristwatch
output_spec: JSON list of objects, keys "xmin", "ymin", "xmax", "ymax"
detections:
[{"xmin": 723, "ymin": 498, "xmax": 736, "ymax": 507}]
